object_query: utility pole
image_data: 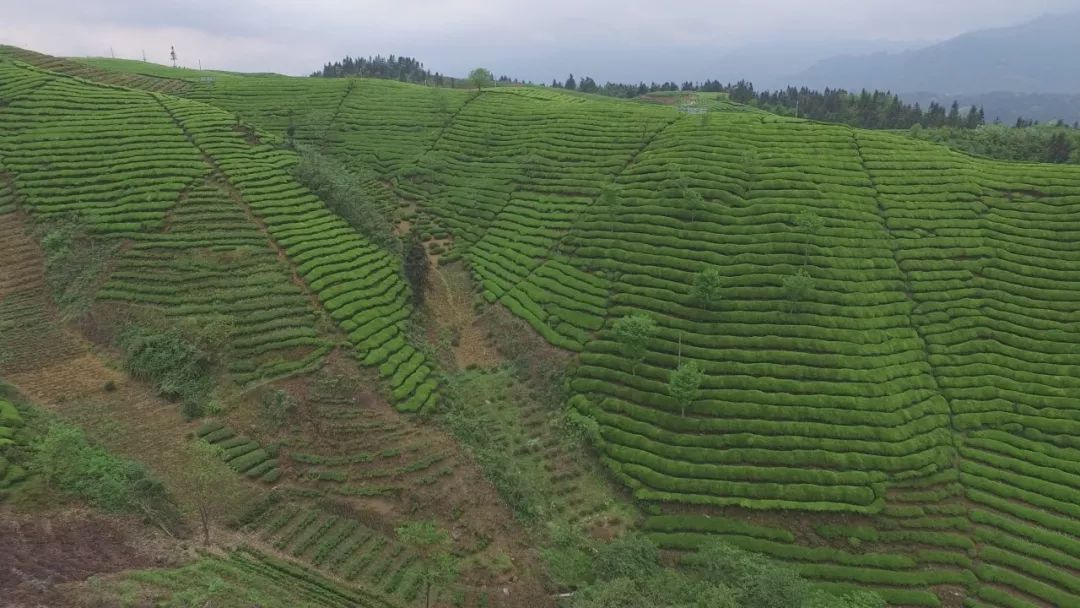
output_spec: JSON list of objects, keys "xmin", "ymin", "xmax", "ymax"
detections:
[
  {"xmin": 170, "ymin": 46, "xmax": 177, "ymax": 68},
  {"xmin": 198, "ymin": 59, "xmax": 202, "ymax": 71},
  {"xmin": 109, "ymin": 47, "xmax": 115, "ymax": 59},
  {"xmin": 142, "ymin": 49, "xmax": 147, "ymax": 62}
]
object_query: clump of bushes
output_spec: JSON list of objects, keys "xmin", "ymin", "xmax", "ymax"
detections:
[
  {"xmin": 30, "ymin": 421, "xmax": 180, "ymax": 531},
  {"xmin": 289, "ymin": 144, "xmax": 398, "ymax": 254},
  {"xmin": 39, "ymin": 215, "xmax": 116, "ymax": 318},
  {"xmin": 547, "ymin": 530, "xmax": 885, "ymax": 608},
  {"xmin": 118, "ymin": 325, "xmax": 213, "ymax": 419}
]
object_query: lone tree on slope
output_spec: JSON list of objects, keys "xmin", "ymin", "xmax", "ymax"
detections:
[
  {"xmin": 794, "ymin": 209, "xmax": 824, "ymax": 262},
  {"xmin": 613, "ymin": 314, "xmax": 657, "ymax": 375},
  {"xmin": 176, "ymin": 441, "xmax": 241, "ymax": 546},
  {"xmin": 693, "ymin": 267, "xmax": 723, "ymax": 310},
  {"xmin": 683, "ymin": 186, "xmax": 706, "ymax": 224},
  {"xmin": 669, "ymin": 360, "xmax": 704, "ymax": 417},
  {"xmin": 468, "ymin": 67, "xmax": 493, "ymax": 91},
  {"xmin": 782, "ymin": 269, "xmax": 814, "ymax": 313}
]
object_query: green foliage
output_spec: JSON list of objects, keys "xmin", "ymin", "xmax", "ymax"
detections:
[
  {"xmin": 905, "ymin": 123, "xmax": 1080, "ymax": 164},
  {"xmin": 39, "ymin": 215, "xmax": 115, "ymax": 318},
  {"xmin": 805, "ymin": 590, "xmax": 887, "ymax": 608},
  {"xmin": 397, "ymin": 520, "xmax": 459, "ymax": 608},
  {"xmin": 688, "ymin": 540, "xmax": 809, "ymax": 608},
  {"xmin": 290, "ymin": 144, "xmax": 398, "ymax": 252},
  {"xmin": 593, "ymin": 533, "xmax": 661, "ymax": 580},
  {"xmin": 683, "ymin": 187, "xmax": 706, "ymax": 222},
  {"xmin": 668, "ymin": 361, "xmax": 704, "ymax": 417},
  {"xmin": 1046, "ymin": 132, "xmax": 1074, "ymax": 163},
  {"xmin": 794, "ymin": 210, "xmax": 824, "ymax": 234},
  {"xmin": 29, "ymin": 421, "xmax": 178, "ymax": 528},
  {"xmin": 0, "ymin": 399, "xmax": 31, "ymax": 498},
  {"xmin": 781, "ymin": 269, "xmax": 814, "ymax": 312},
  {"xmin": 692, "ymin": 268, "xmax": 723, "ymax": 309},
  {"xmin": 175, "ymin": 440, "xmax": 240, "ymax": 545},
  {"xmin": 441, "ymin": 369, "xmax": 548, "ymax": 519},
  {"xmin": 404, "ymin": 230, "xmax": 429, "ymax": 307},
  {"xmin": 542, "ymin": 522, "xmax": 596, "ymax": 588},
  {"xmin": 119, "ymin": 325, "xmax": 212, "ymax": 417},
  {"xmin": 468, "ymin": 67, "xmax": 494, "ymax": 91},
  {"xmin": 260, "ymin": 389, "xmax": 297, "ymax": 431},
  {"xmin": 611, "ymin": 314, "xmax": 656, "ymax": 370},
  {"xmin": 568, "ymin": 536, "xmax": 878, "ymax": 608}
]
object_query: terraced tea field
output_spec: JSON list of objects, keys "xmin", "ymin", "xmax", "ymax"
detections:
[
  {"xmin": 97, "ymin": 178, "xmax": 333, "ymax": 385},
  {"xmin": 3, "ymin": 48, "xmax": 1080, "ymax": 607},
  {"xmin": 0, "ymin": 56, "xmax": 435, "ymax": 411},
  {"xmin": 109, "ymin": 546, "xmax": 406, "ymax": 608},
  {"xmin": 0, "ymin": 398, "xmax": 29, "ymax": 497}
]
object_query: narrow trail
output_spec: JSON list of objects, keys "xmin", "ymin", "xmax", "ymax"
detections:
[
  {"xmin": 318, "ymin": 79, "xmax": 360, "ymax": 149},
  {"xmin": 850, "ymin": 128, "xmax": 959, "ymax": 433}
]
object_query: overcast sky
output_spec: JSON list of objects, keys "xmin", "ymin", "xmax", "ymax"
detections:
[{"xmin": 3, "ymin": 0, "xmax": 1080, "ymax": 83}]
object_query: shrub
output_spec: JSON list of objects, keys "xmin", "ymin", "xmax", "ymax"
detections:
[
  {"xmin": 119, "ymin": 325, "xmax": 212, "ymax": 412},
  {"xmin": 594, "ymin": 533, "xmax": 661, "ymax": 580},
  {"xmin": 289, "ymin": 144, "xmax": 397, "ymax": 253},
  {"xmin": 29, "ymin": 422, "xmax": 179, "ymax": 530},
  {"xmin": 39, "ymin": 215, "xmax": 116, "ymax": 318},
  {"xmin": 260, "ymin": 389, "xmax": 297, "ymax": 431}
]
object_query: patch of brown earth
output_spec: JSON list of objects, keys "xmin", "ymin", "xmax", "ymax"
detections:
[
  {"xmin": 425, "ymin": 262, "xmax": 502, "ymax": 370},
  {"xmin": 0, "ymin": 509, "xmax": 180, "ymax": 607}
]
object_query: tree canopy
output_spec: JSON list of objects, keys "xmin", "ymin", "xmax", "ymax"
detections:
[{"xmin": 468, "ymin": 67, "xmax": 493, "ymax": 91}]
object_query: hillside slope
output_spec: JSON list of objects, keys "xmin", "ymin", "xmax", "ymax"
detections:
[{"xmin": 3, "ymin": 49, "xmax": 1080, "ymax": 607}]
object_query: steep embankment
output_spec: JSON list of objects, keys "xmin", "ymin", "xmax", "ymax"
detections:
[{"xmin": 4, "ymin": 49, "xmax": 1080, "ymax": 607}]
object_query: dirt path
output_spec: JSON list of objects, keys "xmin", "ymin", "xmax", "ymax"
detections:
[{"xmin": 426, "ymin": 262, "xmax": 502, "ymax": 370}]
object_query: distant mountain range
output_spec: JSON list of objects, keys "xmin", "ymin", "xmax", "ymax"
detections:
[
  {"xmin": 791, "ymin": 11, "xmax": 1080, "ymax": 95},
  {"xmin": 781, "ymin": 10, "xmax": 1080, "ymax": 124}
]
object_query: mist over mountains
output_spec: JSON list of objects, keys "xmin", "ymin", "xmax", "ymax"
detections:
[
  {"xmin": 783, "ymin": 10, "xmax": 1080, "ymax": 123},
  {"xmin": 792, "ymin": 10, "xmax": 1080, "ymax": 94}
]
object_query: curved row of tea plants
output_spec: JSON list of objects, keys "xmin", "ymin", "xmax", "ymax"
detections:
[
  {"xmin": 97, "ymin": 180, "xmax": 333, "ymax": 384},
  {"xmin": 157, "ymin": 94, "xmax": 438, "ymax": 411}
]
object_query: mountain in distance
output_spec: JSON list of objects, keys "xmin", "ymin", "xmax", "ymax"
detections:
[
  {"xmin": 790, "ymin": 10, "xmax": 1080, "ymax": 95},
  {"xmin": 466, "ymin": 38, "xmax": 919, "ymax": 88}
]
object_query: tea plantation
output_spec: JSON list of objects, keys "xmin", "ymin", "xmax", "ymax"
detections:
[{"xmin": 2, "ymin": 48, "xmax": 1080, "ymax": 607}]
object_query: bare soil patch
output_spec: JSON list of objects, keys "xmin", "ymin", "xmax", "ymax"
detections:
[{"xmin": 0, "ymin": 509, "xmax": 179, "ymax": 607}]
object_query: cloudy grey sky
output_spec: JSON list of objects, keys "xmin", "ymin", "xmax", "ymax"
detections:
[{"xmin": 3, "ymin": 0, "xmax": 1080, "ymax": 83}]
